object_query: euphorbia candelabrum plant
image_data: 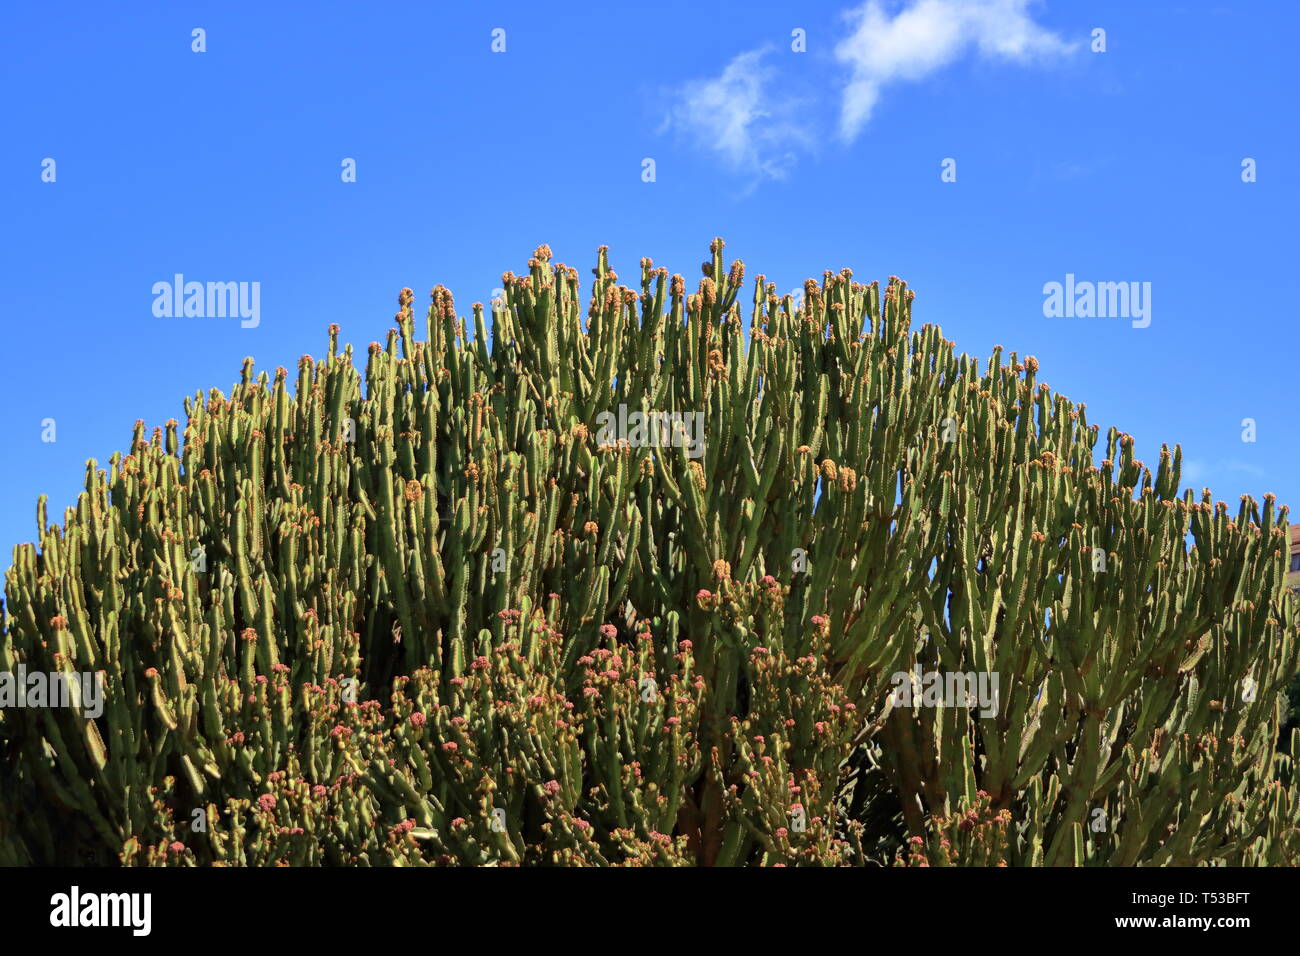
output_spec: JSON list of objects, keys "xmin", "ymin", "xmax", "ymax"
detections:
[{"xmin": 1, "ymin": 240, "xmax": 1297, "ymax": 866}]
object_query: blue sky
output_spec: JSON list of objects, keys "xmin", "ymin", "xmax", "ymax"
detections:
[{"xmin": 2, "ymin": 0, "xmax": 1296, "ymax": 559}]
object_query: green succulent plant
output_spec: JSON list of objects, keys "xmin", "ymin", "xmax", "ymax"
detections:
[{"xmin": 2, "ymin": 240, "xmax": 1296, "ymax": 866}]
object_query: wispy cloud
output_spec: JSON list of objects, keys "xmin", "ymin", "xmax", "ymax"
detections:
[
  {"xmin": 1219, "ymin": 459, "xmax": 1268, "ymax": 479},
  {"xmin": 1181, "ymin": 458, "xmax": 1267, "ymax": 489},
  {"xmin": 659, "ymin": 48, "xmax": 812, "ymax": 185},
  {"xmin": 661, "ymin": 1, "xmax": 1075, "ymax": 182},
  {"xmin": 834, "ymin": 0, "xmax": 1076, "ymax": 141}
]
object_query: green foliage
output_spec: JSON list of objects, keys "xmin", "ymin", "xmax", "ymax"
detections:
[{"xmin": 2, "ymin": 240, "xmax": 1297, "ymax": 866}]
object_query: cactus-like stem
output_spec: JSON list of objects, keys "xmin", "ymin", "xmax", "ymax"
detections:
[{"xmin": 1, "ymin": 242, "xmax": 1295, "ymax": 867}]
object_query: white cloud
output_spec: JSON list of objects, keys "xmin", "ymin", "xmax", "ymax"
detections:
[
  {"xmin": 834, "ymin": 0, "xmax": 1076, "ymax": 141},
  {"xmin": 661, "ymin": 48, "xmax": 811, "ymax": 183},
  {"xmin": 1219, "ymin": 459, "xmax": 1268, "ymax": 479},
  {"xmin": 1178, "ymin": 458, "xmax": 1266, "ymax": 488},
  {"xmin": 661, "ymin": 2, "xmax": 1074, "ymax": 182}
]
